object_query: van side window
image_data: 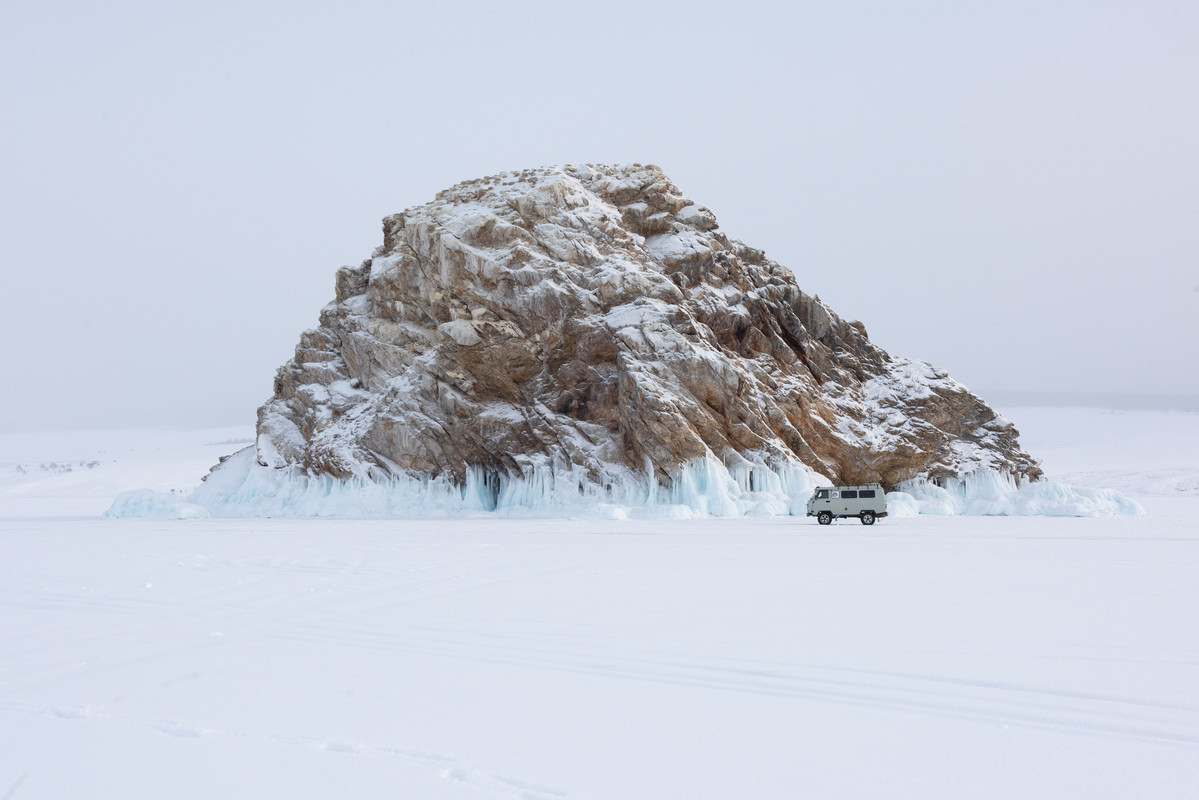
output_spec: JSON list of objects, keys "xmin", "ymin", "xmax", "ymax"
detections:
[
  {"xmin": 816, "ymin": 490, "xmax": 829, "ymax": 499},
  {"xmin": 859, "ymin": 490, "xmax": 876, "ymax": 498},
  {"xmin": 842, "ymin": 490, "xmax": 858, "ymax": 499}
]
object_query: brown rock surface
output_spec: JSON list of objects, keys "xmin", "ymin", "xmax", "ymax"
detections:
[{"xmin": 255, "ymin": 164, "xmax": 1041, "ymax": 491}]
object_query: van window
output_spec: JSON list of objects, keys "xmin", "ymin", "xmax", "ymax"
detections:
[
  {"xmin": 859, "ymin": 490, "xmax": 876, "ymax": 498},
  {"xmin": 816, "ymin": 490, "xmax": 829, "ymax": 499},
  {"xmin": 842, "ymin": 490, "xmax": 858, "ymax": 499}
]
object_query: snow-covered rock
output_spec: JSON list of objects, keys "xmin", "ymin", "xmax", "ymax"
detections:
[{"xmin": 216, "ymin": 163, "xmax": 1040, "ymax": 508}]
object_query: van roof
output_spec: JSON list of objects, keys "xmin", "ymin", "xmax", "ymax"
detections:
[{"xmin": 816, "ymin": 483, "xmax": 884, "ymax": 490}]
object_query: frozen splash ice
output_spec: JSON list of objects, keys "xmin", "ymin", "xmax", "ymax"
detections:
[
  {"xmin": 102, "ymin": 449, "xmax": 1143, "ymax": 519},
  {"xmin": 891, "ymin": 471, "xmax": 1144, "ymax": 517},
  {"xmin": 173, "ymin": 447, "xmax": 826, "ymax": 519},
  {"xmin": 104, "ymin": 489, "xmax": 211, "ymax": 520}
]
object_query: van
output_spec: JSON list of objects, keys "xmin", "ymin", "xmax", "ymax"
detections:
[{"xmin": 806, "ymin": 483, "xmax": 887, "ymax": 525}]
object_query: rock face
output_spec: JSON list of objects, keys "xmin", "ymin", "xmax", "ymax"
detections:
[{"xmin": 256, "ymin": 163, "xmax": 1040, "ymax": 491}]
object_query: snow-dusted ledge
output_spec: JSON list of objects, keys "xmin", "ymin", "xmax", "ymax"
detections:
[{"xmin": 105, "ymin": 446, "xmax": 1143, "ymax": 520}]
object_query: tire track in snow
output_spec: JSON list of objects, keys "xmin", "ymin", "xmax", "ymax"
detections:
[{"xmin": 263, "ymin": 622, "xmax": 1199, "ymax": 748}]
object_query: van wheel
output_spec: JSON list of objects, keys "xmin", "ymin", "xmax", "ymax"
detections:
[
  {"xmin": 860, "ymin": 511, "xmax": 876, "ymax": 525},
  {"xmin": 817, "ymin": 511, "xmax": 832, "ymax": 525}
]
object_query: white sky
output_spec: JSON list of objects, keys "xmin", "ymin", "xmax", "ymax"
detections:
[{"xmin": 2, "ymin": 0, "xmax": 1196, "ymax": 432}]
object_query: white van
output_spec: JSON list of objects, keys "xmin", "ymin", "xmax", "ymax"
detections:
[{"xmin": 806, "ymin": 483, "xmax": 887, "ymax": 525}]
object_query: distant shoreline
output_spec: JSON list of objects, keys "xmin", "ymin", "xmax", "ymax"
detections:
[{"xmin": 986, "ymin": 391, "xmax": 1199, "ymax": 412}]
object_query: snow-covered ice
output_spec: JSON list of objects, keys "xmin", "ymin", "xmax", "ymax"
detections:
[{"xmin": 1, "ymin": 407, "xmax": 1197, "ymax": 798}]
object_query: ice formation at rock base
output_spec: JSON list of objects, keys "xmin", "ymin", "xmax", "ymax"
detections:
[
  {"xmin": 106, "ymin": 447, "xmax": 1135, "ymax": 520},
  {"xmin": 889, "ymin": 472, "xmax": 1144, "ymax": 517},
  {"xmin": 105, "ymin": 488, "xmax": 210, "ymax": 520},
  {"xmin": 187, "ymin": 447, "xmax": 819, "ymax": 519}
]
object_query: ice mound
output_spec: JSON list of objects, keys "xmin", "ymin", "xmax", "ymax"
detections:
[
  {"xmin": 105, "ymin": 489, "xmax": 210, "ymax": 520},
  {"xmin": 891, "ymin": 471, "xmax": 1144, "ymax": 517},
  {"xmin": 882, "ymin": 491, "xmax": 922, "ymax": 517},
  {"xmin": 184, "ymin": 447, "xmax": 823, "ymax": 519}
]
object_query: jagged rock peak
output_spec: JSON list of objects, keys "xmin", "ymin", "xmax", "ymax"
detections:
[{"xmin": 256, "ymin": 162, "xmax": 1040, "ymax": 490}]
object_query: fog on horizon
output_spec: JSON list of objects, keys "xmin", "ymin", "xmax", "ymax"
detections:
[{"xmin": 2, "ymin": 1, "xmax": 1196, "ymax": 434}]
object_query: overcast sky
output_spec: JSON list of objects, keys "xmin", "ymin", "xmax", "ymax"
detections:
[{"xmin": 2, "ymin": 0, "xmax": 1196, "ymax": 433}]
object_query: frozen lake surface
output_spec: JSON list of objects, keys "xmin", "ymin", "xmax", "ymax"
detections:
[{"xmin": 1, "ymin": 408, "xmax": 1197, "ymax": 798}]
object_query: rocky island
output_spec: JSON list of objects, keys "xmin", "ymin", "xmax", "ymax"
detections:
[{"xmin": 190, "ymin": 163, "xmax": 1043, "ymax": 516}]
